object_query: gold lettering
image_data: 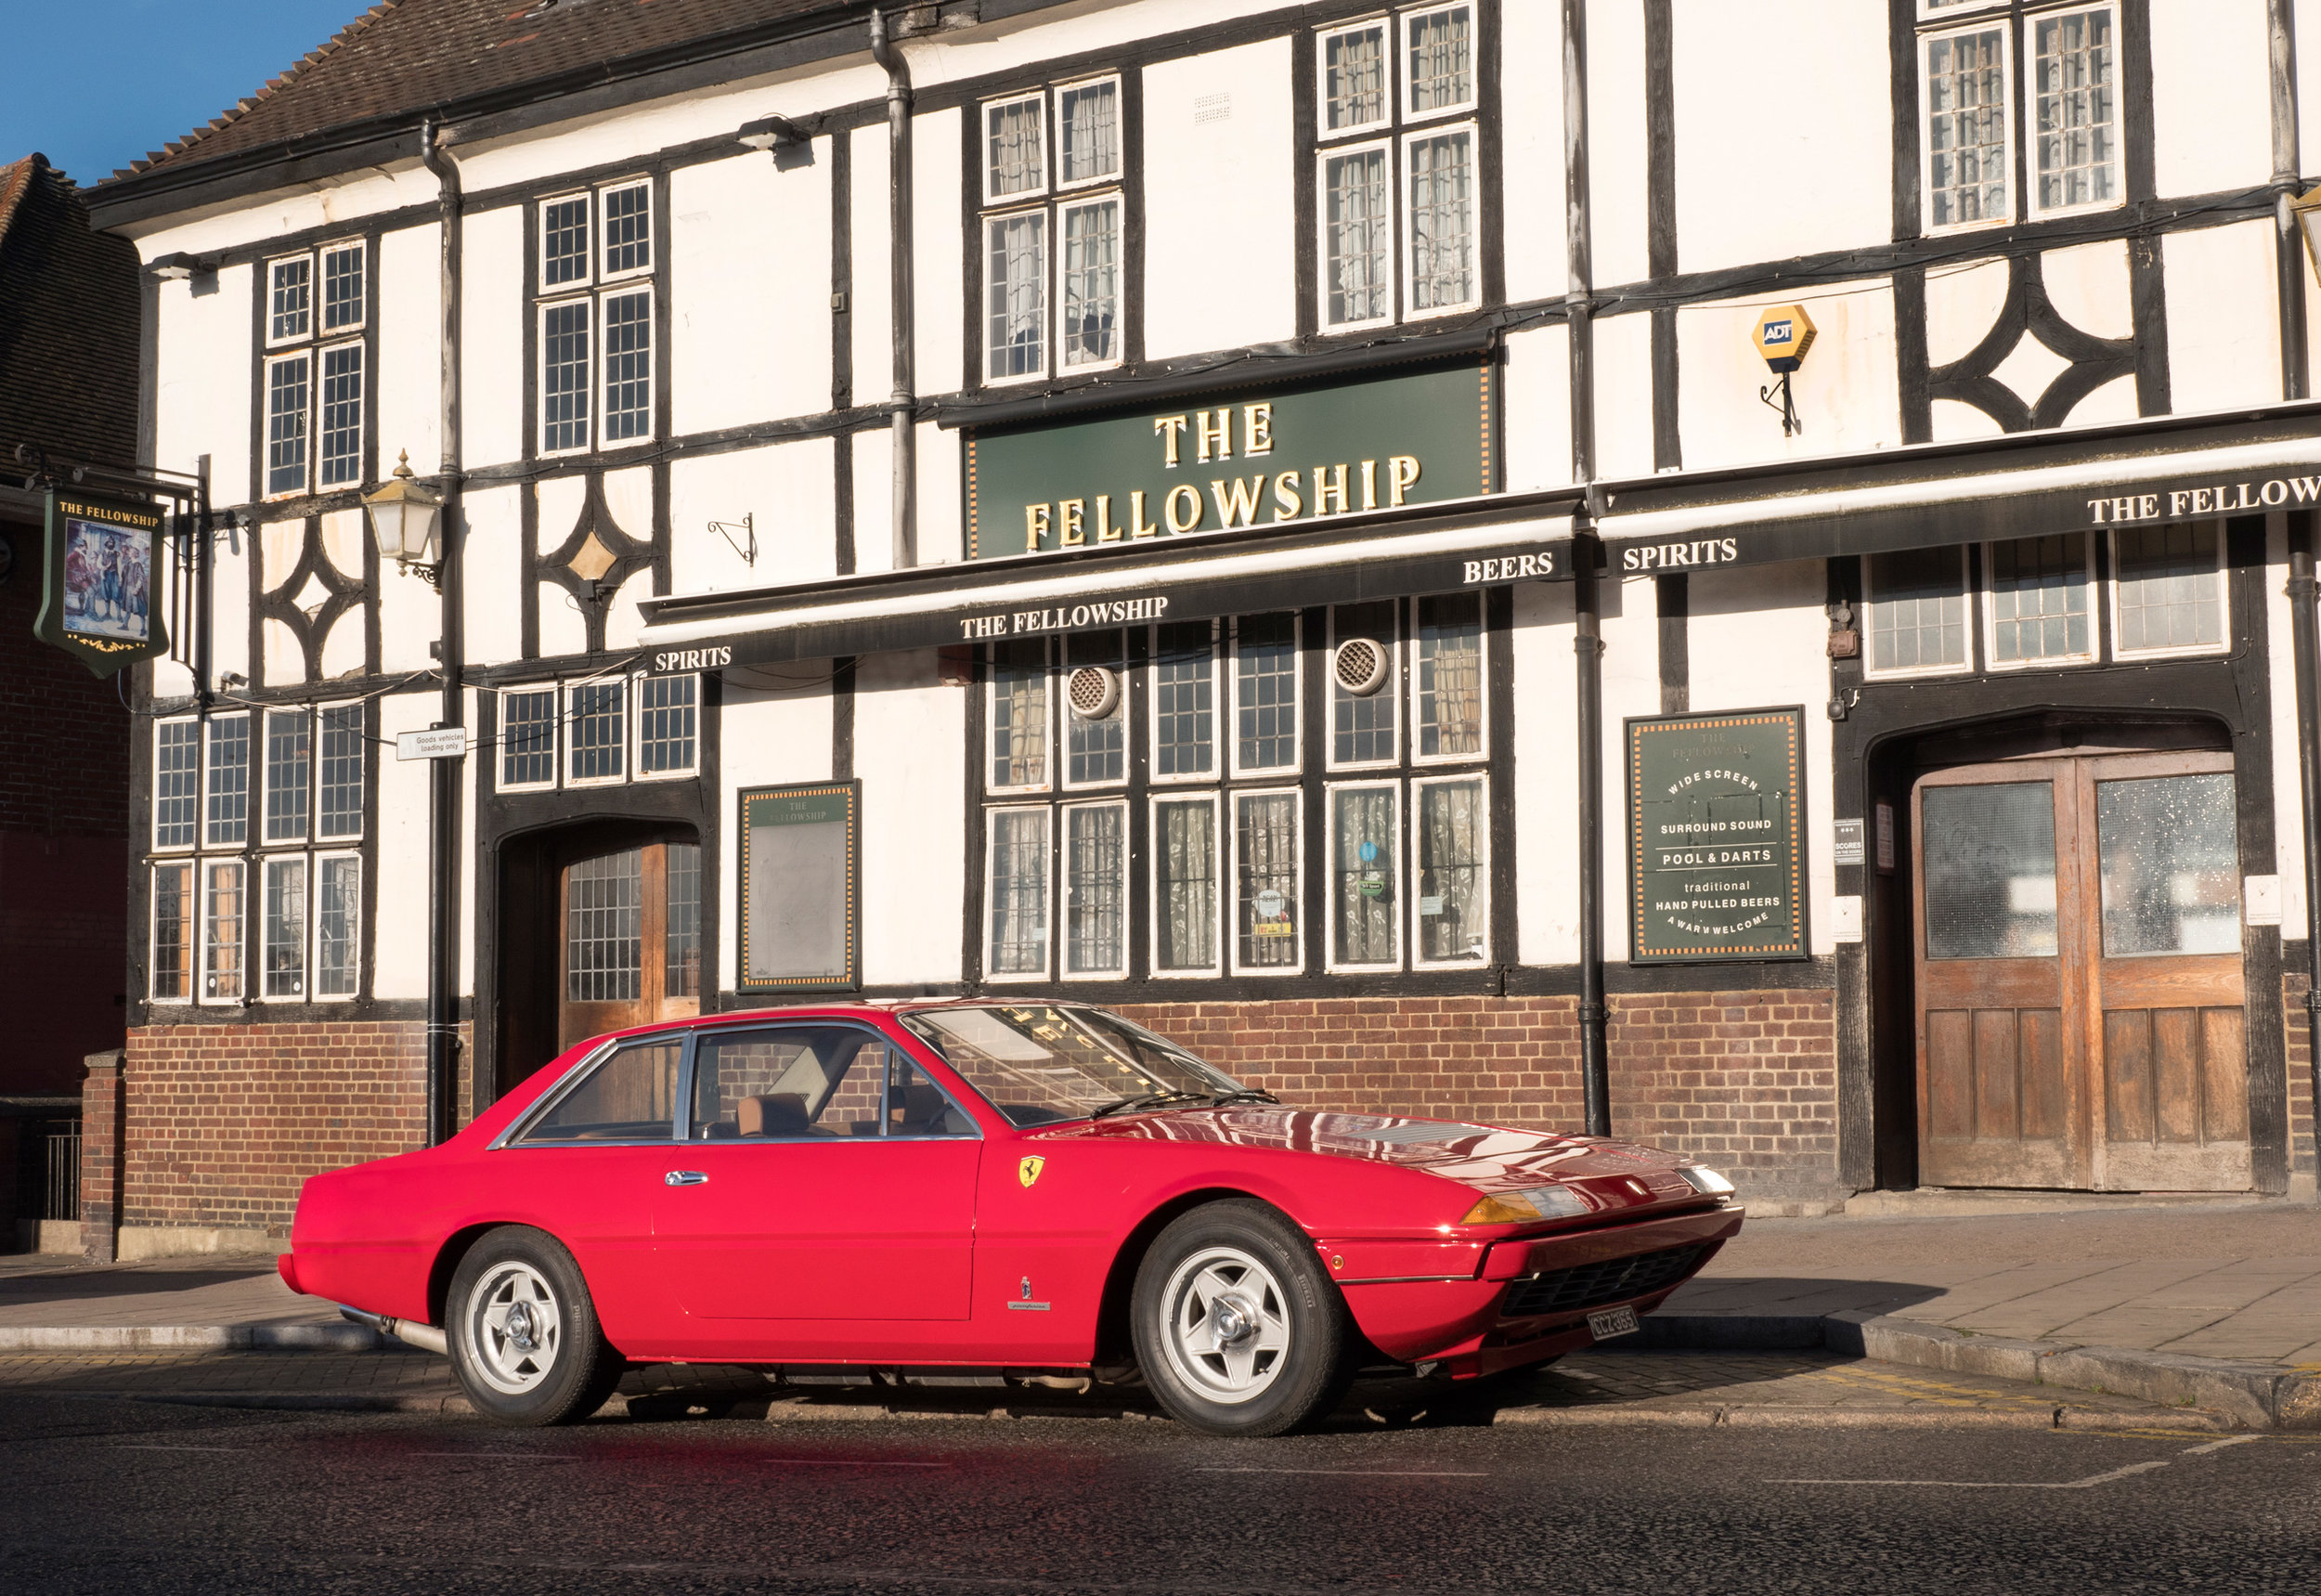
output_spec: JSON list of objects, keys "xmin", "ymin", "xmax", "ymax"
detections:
[
  {"xmin": 1154, "ymin": 415, "xmax": 1189, "ymax": 467},
  {"xmin": 1312, "ymin": 463, "xmax": 1348, "ymax": 515},
  {"xmin": 1197, "ymin": 408, "xmax": 1231, "ymax": 463},
  {"xmin": 1095, "ymin": 495, "xmax": 1122, "ymax": 541},
  {"xmin": 1024, "ymin": 502, "xmax": 1052, "ymax": 552},
  {"xmin": 1165, "ymin": 484, "xmax": 1203, "ymax": 533},
  {"xmin": 1058, "ymin": 498, "xmax": 1086, "ymax": 547},
  {"xmin": 1244, "ymin": 403, "xmax": 1274, "ymax": 456},
  {"xmin": 1272, "ymin": 471, "xmax": 1303, "ymax": 521},
  {"xmin": 1210, "ymin": 475, "xmax": 1265, "ymax": 528},
  {"xmin": 1389, "ymin": 455, "xmax": 1420, "ymax": 507},
  {"xmin": 1360, "ymin": 460, "xmax": 1378, "ymax": 511},
  {"xmin": 1130, "ymin": 490, "xmax": 1160, "ymax": 538}
]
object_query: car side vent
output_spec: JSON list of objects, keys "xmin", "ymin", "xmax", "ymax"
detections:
[
  {"xmin": 1332, "ymin": 637, "xmax": 1387, "ymax": 696},
  {"xmin": 1068, "ymin": 664, "xmax": 1120, "ymax": 720}
]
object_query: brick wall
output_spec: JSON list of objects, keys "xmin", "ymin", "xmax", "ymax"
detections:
[
  {"xmin": 2286, "ymin": 972, "xmax": 2315, "ymax": 1183},
  {"xmin": 1119, "ymin": 988, "xmax": 1841, "ymax": 1200},
  {"xmin": 122, "ymin": 1021, "xmax": 433, "ymax": 1237}
]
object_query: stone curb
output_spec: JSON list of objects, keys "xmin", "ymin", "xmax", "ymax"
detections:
[
  {"xmin": 0, "ymin": 1323, "xmax": 385, "ymax": 1353},
  {"xmin": 1646, "ymin": 1312, "xmax": 2321, "ymax": 1431}
]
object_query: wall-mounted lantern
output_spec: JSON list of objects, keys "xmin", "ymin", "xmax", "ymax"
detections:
[
  {"xmin": 2291, "ymin": 183, "xmax": 2321, "ymax": 285},
  {"xmin": 1753, "ymin": 303, "xmax": 1818, "ymax": 438},
  {"xmin": 363, "ymin": 450, "xmax": 445, "ymax": 585}
]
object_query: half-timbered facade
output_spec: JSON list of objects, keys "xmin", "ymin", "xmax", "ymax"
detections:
[{"xmin": 85, "ymin": 0, "xmax": 2321, "ymax": 1253}]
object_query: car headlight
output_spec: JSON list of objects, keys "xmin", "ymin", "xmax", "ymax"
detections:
[
  {"xmin": 1678, "ymin": 1165, "xmax": 1735, "ymax": 1196},
  {"xmin": 1460, "ymin": 1185, "xmax": 1590, "ymax": 1225}
]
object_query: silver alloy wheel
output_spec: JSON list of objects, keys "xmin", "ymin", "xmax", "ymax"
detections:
[
  {"xmin": 462, "ymin": 1260, "xmax": 564, "ymax": 1396},
  {"xmin": 1158, "ymin": 1244, "xmax": 1292, "ymax": 1405}
]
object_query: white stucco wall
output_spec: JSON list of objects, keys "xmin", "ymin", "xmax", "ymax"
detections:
[
  {"xmin": 717, "ymin": 670, "xmax": 837, "ymax": 993},
  {"xmin": 1512, "ymin": 579, "xmax": 1577, "ymax": 967},
  {"xmin": 370, "ymin": 688, "xmax": 439, "ymax": 1001},
  {"xmin": 151, "ymin": 265, "xmax": 253, "ymax": 508},
  {"xmin": 852, "ymin": 653, "xmax": 966, "ymax": 986},
  {"xmin": 1676, "ymin": 280, "xmax": 1900, "ymax": 474},
  {"xmin": 1501, "ymin": 0, "xmax": 1567, "ymax": 306},
  {"xmin": 668, "ymin": 437, "xmax": 840, "ymax": 596},
  {"xmin": 1597, "ymin": 576, "xmax": 1660, "ymax": 963},
  {"xmin": 1591, "ymin": 310, "xmax": 1655, "ymax": 480},
  {"xmin": 376, "ymin": 223, "xmax": 442, "ymax": 475},
  {"xmin": 460, "ymin": 485, "xmax": 525, "ymax": 668},
  {"xmin": 671, "ymin": 147, "xmax": 833, "ymax": 435},
  {"xmin": 1585, "ymin": 0, "xmax": 1650, "ymax": 292},
  {"xmin": 2165, "ymin": 218, "xmax": 2284, "ymax": 413},
  {"xmin": 2150, "ymin": 0, "xmax": 2275, "ymax": 199},
  {"xmin": 460, "ymin": 206, "xmax": 525, "ymax": 470},
  {"xmin": 1501, "ymin": 324, "xmax": 1574, "ymax": 493},
  {"xmin": 849, "ymin": 123, "xmax": 894, "ymax": 408}
]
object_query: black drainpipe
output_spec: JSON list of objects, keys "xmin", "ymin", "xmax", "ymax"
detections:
[
  {"xmin": 1563, "ymin": 0, "xmax": 1609, "ymax": 1137},
  {"xmin": 869, "ymin": 8, "xmax": 917, "ymax": 569},
  {"xmin": 2270, "ymin": 0, "xmax": 2321, "ymax": 1195},
  {"xmin": 419, "ymin": 119, "xmax": 466, "ymax": 1144}
]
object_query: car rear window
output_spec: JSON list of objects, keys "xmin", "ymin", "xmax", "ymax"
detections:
[{"xmin": 518, "ymin": 1040, "xmax": 680, "ymax": 1143}]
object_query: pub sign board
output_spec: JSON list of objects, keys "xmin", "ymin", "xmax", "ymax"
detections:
[
  {"xmin": 738, "ymin": 781, "xmax": 860, "ymax": 992},
  {"xmin": 34, "ymin": 490, "xmax": 169, "ymax": 678},
  {"xmin": 1627, "ymin": 707, "xmax": 1809, "ymax": 964},
  {"xmin": 965, "ymin": 360, "xmax": 1496, "ymax": 559}
]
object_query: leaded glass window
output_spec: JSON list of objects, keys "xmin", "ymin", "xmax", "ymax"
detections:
[
  {"xmin": 602, "ymin": 183, "xmax": 652, "ymax": 276},
  {"xmin": 988, "ymin": 808, "xmax": 1051, "ymax": 977},
  {"xmin": 541, "ymin": 299, "xmax": 592, "ymax": 453},
  {"xmin": 990, "ymin": 640, "xmax": 1048, "ymax": 789},
  {"xmin": 568, "ymin": 680, "xmax": 627, "ymax": 782},
  {"xmin": 1321, "ymin": 21, "xmax": 1388, "ymax": 133},
  {"xmin": 268, "ymin": 255, "xmax": 312, "ymax": 344},
  {"xmin": 1235, "ymin": 791, "xmax": 1300, "ymax": 970},
  {"xmin": 502, "ymin": 689, "xmax": 557, "ymax": 787},
  {"xmin": 316, "ymin": 855, "xmax": 360, "ymax": 998},
  {"xmin": 1406, "ymin": 129, "xmax": 1475, "ymax": 312},
  {"xmin": 264, "ymin": 856, "xmax": 306, "ymax": 998},
  {"xmin": 1156, "ymin": 798, "xmax": 1218, "ymax": 972},
  {"xmin": 153, "ymin": 863, "xmax": 193, "ymax": 1001},
  {"xmin": 2114, "ymin": 523, "xmax": 2224, "ymax": 655},
  {"xmin": 1866, "ymin": 547, "xmax": 1969, "ymax": 675},
  {"xmin": 1988, "ymin": 535, "xmax": 2092, "ymax": 664},
  {"xmin": 1416, "ymin": 778, "xmax": 1485, "ymax": 964},
  {"xmin": 2032, "ymin": 7, "xmax": 2116, "ymax": 214},
  {"xmin": 665, "ymin": 842, "xmax": 700, "ymax": 999},
  {"xmin": 203, "ymin": 860, "xmax": 245, "ymax": 1000},
  {"xmin": 1064, "ymin": 803, "xmax": 1126, "ymax": 976},
  {"xmin": 1926, "ymin": 26, "xmax": 2010, "ymax": 227},
  {"xmin": 318, "ymin": 344, "xmax": 364, "ymax": 487},
  {"xmin": 265, "ymin": 709, "xmax": 310, "ymax": 842},
  {"xmin": 1331, "ymin": 785, "xmax": 1398, "ymax": 967},
  {"xmin": 1323, "ymin": 146, "xmax": 1391, "ymax": 327},
  {"xmin": 1066, "ymin": 632, "xmax": 1126, "ymax": 786},
  {"xmin": 266, "ymin": 354, "xmax": 311, "ymax": 496},
  {"xmin": 1416, "ymin": 593, "xmax": 1483, "ymax": 758},
  {"xmin": 638, "ymin": 674, "xmax": 696, "ymax": 774},
  {"xmin": 320, "ymin": 242, "xmax": 365, "ymax": 332},
  {"xmin": 1405, "ymin": 6, "xmax": 1474, "ymax": 116},
  {"xmin": 155, "ymin": 720, "xmax": 201, "ymax": 848},
  {"xmin": 318, "ymin": 706, "xmax": 364, "ymax": 838},
  {"xmin": 986, "ymin": 96, "xmax": 1045, "ymax": 199},
  {"xmin": 542, "ymin": 196, "xmax": 591, "ymax": 287},
  {"xmin": 1234, "ymin": 613, "xmax": 1298, "ymax": 773},
  {"xmin": 986, "ymin": 212, "xmax": 1047, "ymax": 381},
  {"xmin": 1057, "ymin": 81, "xmax": 1119, "ymax": 184},
  {"xmin": 1332, "ymin": 602, "xmax": 1399, "ymax": 765},
  {"xmin": 1153, "ymin": 621, "xmax": 1216, "ymax": 778},
  {"xmin": 602, "ymin": 289, "xmax": 652, "ymax": 442},
  {"xmin": 206, "ymin": 714, "xmax": 251, "ymax": 847},
  {"xmin": 1059, "ymin": 198, "xmax": 1120, "ymax": 369},
  {"xmin": 566, "ymin": 849, "xmax": 642, "ymax": 1002}
]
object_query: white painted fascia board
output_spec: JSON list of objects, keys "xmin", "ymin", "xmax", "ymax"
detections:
[
  {"xmin": 639, "ymin": 514, "xmax": 1574, "ymax": 647},
  {"xmin": 1607, "ymin": 435, "xmax": 2321, "ymax": 543}
]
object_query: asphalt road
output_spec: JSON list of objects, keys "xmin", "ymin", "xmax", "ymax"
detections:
[{"xmin": 6, "ymin": 1393, "xmax": 2318, "ymax": 1595}]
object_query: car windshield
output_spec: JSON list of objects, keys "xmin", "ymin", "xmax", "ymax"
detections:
[{"xmin": 900, "ymin": 1005, "xmax": 1249, "ymax": 1127}]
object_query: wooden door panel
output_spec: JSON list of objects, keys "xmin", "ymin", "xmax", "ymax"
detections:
[
  {"xmin": 1972, "ymin": 1008, "xmax": 2019, "ymax": 1135},
  {"xmin": 1922, "ymin": 1003, "xmax": 2069, "ymax": 1187},
  {"xmin": 1926, "ymin": 1010, "xmax": 1975, "ymax": 1141},
  {"xmin": 2203, "ymin": 1008, "xmax": 2251, "ymax": 1141},
  {"xmin": 2102, "ymin": 1009, "xmax": 2154, "ymax": 1144},
  {"xmin": 2019, "ymin": 1006, "xmax": 2067, "ymax": 1140},
  {"xmin": 1919, "ymin": 958, "xmax": 2064, "ymax": 1009},
  {"xmin": 2096, "ymin": 1005, "xmax": 2251, "ymax": 1189},
  {"xmin": 2094, "ymin": 955, "xmax": 2244, "ymax": 1007}
]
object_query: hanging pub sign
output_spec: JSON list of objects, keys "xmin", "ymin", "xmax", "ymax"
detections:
[
  {"xmin": 964, "ymin": 360, "xmax": 1496, "ymax": 559},
  {"xmin": 1627, "ymin": 707, "xmax": 1809, "ymax": 964},
  {"xmin": 738, "ymin": 781, "xmax": 860, "ymax": 992},
  {"xmin": 34, "ymin": 490, "xmax": 169, "ymax": 678}
]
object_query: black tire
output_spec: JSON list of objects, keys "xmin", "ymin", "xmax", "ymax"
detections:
[
  {"xmin": 444, "ymin": 1226, "xmax": 625, "ymax": 1426},
  {"xmin": 1130, "ymin": 1200, "xmax": 1355, "ymax": 1437}
]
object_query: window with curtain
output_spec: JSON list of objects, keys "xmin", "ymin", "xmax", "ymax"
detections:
[
  {"xmin": 1919, "ymin": 2, "xmax": 2122, "ymax": 233},
  {"xmin": 1235, "ymin": 791, "xmax": 1300, "ymax": 970},
  {"xmin": 1332, "ymin": 785, "xmax": 1398, "ymax": 967},
  {"xmin": 1416, "ymin": 778, "xmax": 1485, "ymax": 964},
  {"xmin": 991, "ymin": 639, "xmax": 1050, "ymax": 789},
  {"xmin": 988, "ymin": 809, "xmax": 1051, "ymax": 977},
  {"xmin": 1416, "ymin": 593, "xmax": 1483, "ymax": 758},
  {"xmin": 980, "ymin": 77, "xmax": 1123, "ymax": 382},
  {"xmin": 1156, "ymin": 798, "xmax": 1219, "ymax": 972},
  {"xmin": 1065, "ymin": 803, "xmax": 1127, "ymax": 976}
]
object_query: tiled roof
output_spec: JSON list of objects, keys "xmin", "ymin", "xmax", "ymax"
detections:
[
  {"xmin": 105, "ymin": 0, "xmax": 861, "ymax": 184},
  {"xmin": 0, "ymin": 155, "xmax": 142, "ymax": 477}
]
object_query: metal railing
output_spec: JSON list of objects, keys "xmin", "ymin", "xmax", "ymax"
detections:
[{"xmin": 44, "ymin": 1126, "xmax": 80, "ymax": 1222}]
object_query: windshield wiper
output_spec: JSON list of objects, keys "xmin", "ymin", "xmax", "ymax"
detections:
[
  {"xmin": 1205, "ymin": 1089, "xmax": 1280, "ymax": 1107},
  {"xmin": 1091, "ymin": 1090, "xmax": 1210, "ymax": 1119}
]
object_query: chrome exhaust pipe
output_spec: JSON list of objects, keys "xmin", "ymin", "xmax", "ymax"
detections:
[{"xmin": 340, "ymin": 1304, "xmax": 449, "ymax": 1356}]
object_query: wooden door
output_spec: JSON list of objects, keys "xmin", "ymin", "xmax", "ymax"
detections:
[
  {"xmin": 558, "ymin": 841, "xmax": 702, "ymax": 1050},
  {"xmin": 1913, "ymin": 753, "xmax": 2250, "ymax": 1192}
]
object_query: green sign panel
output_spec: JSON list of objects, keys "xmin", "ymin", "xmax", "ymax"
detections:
[
  {"xmin": 965, "ymin": 360, "xmax": 1495, "ymax": 559},
  {"xmin": 35, "ymin": 490, "xmax": 170, "ymax": 678},
  {"xmin": 1627, "ymin": 708, "xmax": 1809, "ymax": 964},
  {"xmin": 739, "ymin": 781, "xmax": 860, "ymax": 992}
]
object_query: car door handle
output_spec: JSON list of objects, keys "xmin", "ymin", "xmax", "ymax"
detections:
[{"xmin": 664, "ymin": 1171, "xmax": 709, "ymax": 1187}]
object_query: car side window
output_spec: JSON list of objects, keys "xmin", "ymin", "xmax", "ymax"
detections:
[
  {"xmin": 517, "ymin": 1039, "xmax": 681, "ymax": 1144},
  {"xmin": 690, "ymin": 1027, "xmax": 977, "ymax": 1140}
]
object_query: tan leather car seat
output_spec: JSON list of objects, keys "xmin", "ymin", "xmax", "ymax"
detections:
[{"xmin": 737, "ymin": 1093, "xmax": 810, "ymax": 1137}]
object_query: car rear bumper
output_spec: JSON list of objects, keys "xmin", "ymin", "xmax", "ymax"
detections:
[{"xmin": 1338, "ymin": 1204, "xmax": 1744, "ymax": 1376}]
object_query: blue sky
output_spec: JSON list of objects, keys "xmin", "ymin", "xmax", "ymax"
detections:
[{"xmin": 1, "ymin": 1, "xmax": 368, "ymax": 185}]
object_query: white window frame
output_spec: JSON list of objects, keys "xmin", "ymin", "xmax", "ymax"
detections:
[
  {"xmin": 2107, "ymin": 523, "xmax": 2232, "ymax": 663},
  {"xmin": 152, "ymin": 716, "xmax": 201, "ymax": 852},
  {"xmin": 1326, "ymin": 604, "xmax": 1403, "ymax": 772},
  {"xmin": 318, "ymin": 240, "xmax": 368, "ymax": 335},
  {"xmin": 1149, "ymin": 620, "xmax": 1221, "ymax": 785},
  {"xmin": 1408, "ymin": 590, "xmax": 1489, "ymax": 766},
  {"xmin": 1325, "ymin": 778, "xmax": 1404, "ymax": 973},
  {"xmin": 983, "ymin": 206, "xmax": 1051, "ymax": 386},
  {"xmin": 262, "ymin": 348, "xmax": 315, "ymax": 500},
  {"xmin": 1061, "ymin": 633, "xmax": 1130, "ymax": 793},
  {"xmin": 262, "ymin": 854, "xmax": 309, "ymax": 1000},
  {"xmin": 1919, "ymin": 18, "xmax": 2018, "ymax": 236},
  {"xmin": 498, "ymin": 686, "xmax": 562, "ymax": 793},
  {"xmin": 1054, "ymin": 191, "xmax": 1125, "ymax": 374},
  {"xmin": 2022, "ymin": 3, "xmax": 2124, "ymax": 222},
  {"xmin": 1400, "ymin": 122, "xmax": 1480, "ymax": 320},
  {"xmin": 201, "ymin": 857, "xmax": 247, "ymax": 1004},
  {"xmin": 596, "ymin": 283, "xmax": 656, "ymax": 447},
  {"xmin": 538, "ymin": 192, "xmax": 595, "ymax": 292},
  {"xmin": 313, "ymin": 337, "xmax": 366, "ymax": 491},
  {"xmin": 564, "ymin": 677, "xmax": 629, "ymax": 787},
  {"xmin": 1230, "ymin": 785, "xmax": 1306, "ymax": 976},
  {"xmin": 538, "ymin": 295, "xmax": 594, "ymax": 458},
  {"xmin": 1861, "ymin": 548, "xmax": 1977, "ymax": 682},
  {"xmin": 983, "ymin": 803, "xmax": 1055, "ymax": 982},
  {"xmin": 314, "ymin": 700, "xmax": 366, "ymax": 842},
  {"xmin": 150, "ymin": 859, "xmax": 196, "ymax": 1004},
  {"xmin": 1316, "ymin": 138, "xmax": 1397, "ymax": 333},
  {"xmin": 1410, "ymin": 772, "xmax": 1490, "ymax": 968},
  {"xmin": 1059, "ymin": 798, "xmax": 1131, "ymax": 980},
  {"xmin": 987, "ymin": 643, "xmax": 1054, "ymax": 796},
  {"xmin": 1398, "ymin": 4, "xmax": 1479, "ymax": 125},
  {"xmin": 596, "ymin": 178, "xmax": 655, "ymax": 284},
  {"xmin": 631, "ymin": 670, "xmax": 700, "ymax": 782},
  {"xmin": 1920, "ymin": 0, "xmax": 2007, "ymax": 15},
  {"xmin": 981, "ymin": 92, "xmax": 1050, "ymax": 206},
  {"xmin": 265, "ymin": 252, "xmax": 314, "ymax": 348},
  {"xmin": 312, "ymin": 850, "xmax": 362, "ymax": 1002},
  {"xmin": 261, "ymin": 706, "xmax": 311, "ymax": 847},
  {"xmin": 1229, "ymin": 614, "xmax": 1303, "ymax": 779},
  {"xmin": 1052, "ymin": 75, "xmax": 1123, "ymax": 190},
  {"xmin": 1316, "ymin": 17, "xmax": 1394, "ymax": 140},
  {"xmin": 205, "ymin": 711, "xmax": 254, "ymax": 847},
  {"xmin": 1979, "ymin": 533, "xmax": 2098, "ymax": 671},
  {"xmin": 1149, "ymin": 791, "xmax": 1225, "ymax": 979}
]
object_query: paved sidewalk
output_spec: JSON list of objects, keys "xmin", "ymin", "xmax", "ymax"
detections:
[{"xmin": 0, "ymin": 1255, "xmax": 331, "ymax": 1330}]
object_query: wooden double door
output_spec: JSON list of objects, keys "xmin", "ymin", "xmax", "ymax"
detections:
[
  {"xmin": 559, "ymin": 840, "xmax": 703, "ymax": 1049},
  {"xmin": 1913, "ymin": 751, "xmax": 2250, "ymax": 1191}
]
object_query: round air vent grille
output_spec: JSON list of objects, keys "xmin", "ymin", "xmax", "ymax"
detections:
[
  {"xmin": 1068, "ymin": 665, "xmax": 1121, "ymax": 720},
  {"xmin": 1332, "ymin": 637, "xmax": 1388, "ymax": 697}
]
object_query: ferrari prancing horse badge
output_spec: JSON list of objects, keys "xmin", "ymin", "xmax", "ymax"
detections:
[{"xmin": 1018, "ymin": 1156, "xmax": 1045, "ymax": 1188}]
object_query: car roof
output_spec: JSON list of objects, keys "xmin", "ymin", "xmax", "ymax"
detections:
[{"xmin": 586, "ymin": 995, "xmax": 1069, "ymax": 1045}]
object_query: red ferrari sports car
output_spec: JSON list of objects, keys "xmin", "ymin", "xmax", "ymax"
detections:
[{"xmin": 280, "ymin": 1000, "xmax": 1742, "ymax": 1434}]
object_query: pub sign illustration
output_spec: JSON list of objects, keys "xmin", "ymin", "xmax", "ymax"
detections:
[
  {"xmin": 34, "ymin": 490, "xmax": 169, "ymax": 678},
  {"xmin": 1627, "ymin": 709, "xmax": 1809, "ymax": 964}
]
